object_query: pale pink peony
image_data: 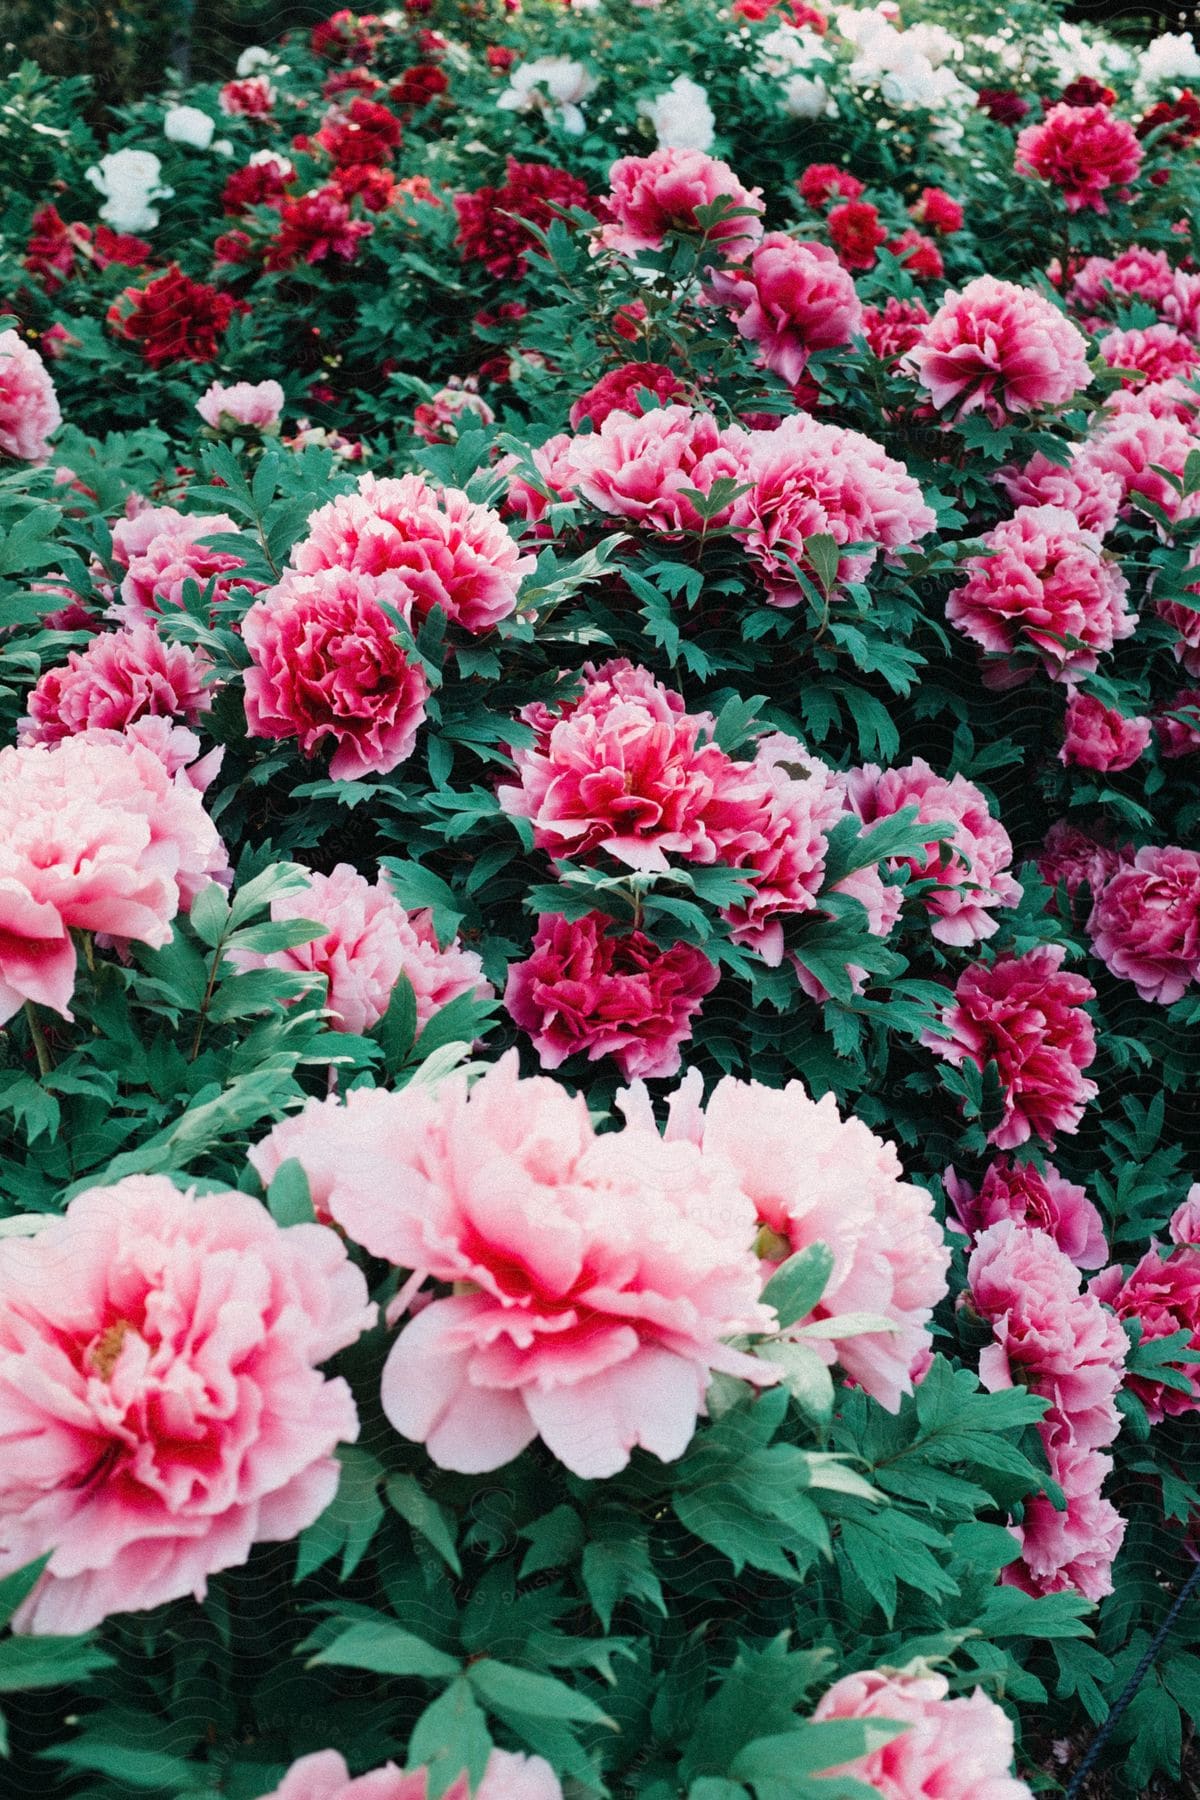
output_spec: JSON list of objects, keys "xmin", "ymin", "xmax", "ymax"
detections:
[
  {"xmin": 504, "ymin": 910, "xmax": 718, "ymax": 1078},
  {"xmin": 904, "ymin": 277, "xmax": 1091, "ymax": 424},
  {"xmin": 1091, "ymin": 1244, "xmax": 1200, "ymax": 1421},
  {"xmin": 620, "ymin": 1068, "xmax": 950, "ymax": 1412},
  {"xmin": 276, "ymin": 1051, "xmax": 774, "ymax": 1477},
  {"xmin": 706, "ymin": 234, "xmax": 863, "ymax": 385},
  {"xmin": 1037, "ymin": 819, "xmax": 1130, "ymax": 903},
  {"xmin": 1016, "ymin": 103, "xmax": 1142, "ymax": 214},
  {"xmin": 601, "ymin": 147, "xmax": 764, "ymax": 261},
  {"xmin": 729, "ymin": 413, "xmax": 935, "ymax": 604},
  {"xmin": 1060, "ymin": 692, "xmax": 1150, "ymax": 772},
  {"xmin": 810, "ymin": 1668, "xmax": 1032, "ymax": 1800},
  {"xmin": 18, "ymin": 624, "xmax": 213, "ymax": 745},
  {"xmin": 967, "ymin": 1221, "xmax": 1127, "ymax": 1448},
  {"xmin": 261, "ymin": 1748, "xmax": 561, "ymax": 1800},
  {"xmin": 1162, "ymin": 268, "xmax": 1200, "ymax": 338},
  {"xmin": 291, "ymin": 471, "xmax": 534, "ymax": 634},
  {"xmin": 196, "ymin": 378, "xmax": 285, "ymax": 431},
  {"xmin": 1087, "ymin": 844, "xmax": 1200, "ymax": 1005},
  {"xmin": 1068, "ymin": 247, "xmax": 1175, "ymax": 315},
  {"xmin": 242, "ymin": 568, "xmax": 431, "ymax": 780},
  {"xmin": 926, "ymin": 947, "xmax": 1098, "ymax": 1150},
  {"xmin": 0, "ymin": 1174, "xmax": 372, "ymax": 1635},
  {"xmin": 1074, "ymin": 408, "xmax": 1200, "ymax": 525},
  {"xmin": 995, "ymin": 450, "xmax": 1122, "ymax": 538},
  {"xmin": 944, "ymin": 1157, "xmax": 1107, "ymax": 1269},
  {"xmin": 496, "ymin": 658, "xmax": 734, "ymax": 873},
  {"xmin": 0, "ymin": 734, "xmax": 226, "ymax": 1021},
  {"xmin": 109, "ymin": 505, "xmax": 238, "ymax": 569},
  {"xmin": 947, "ymin": 506, "xmax": 1133, "ymax": 682},
  {"xmin": 1098, "ymin": 323, "xmax": 1200, "ymax": 389},
  {"xmin": 1156, "ymin": 546, "xmax": 1200, "ymax": 676},
  {"xmin": 1170, "ymin": 1188, "xmax": 1200, "ymax": 1246},
  {"xmin": 501, "ymin": 432, "xmax": 578, "ymax": 533},
  {"xmin": 1005, "ymin": 1440, "xmax": 1125, "ymax": 1602},
  {"xmin": 117, "ymin": 521, "xmax": 259, "ymax": 626},
  {"xmin": 844, "ymin": 758, "xmax": 1020, "ymax": 947},
  {"xmin": 412, "ymin": 382, "xmax": 496, "ymax": 445},
  {"xmin": 227, "ymin": 863, "xmax": 490, "ymax": 1036},
  {"xmin": 78, "ymin": 717, "xmax": 225, "ymax": 797},
  {"xmin": 1101, "ymin": 380, "xmax": 1200, "ymax": 428},
  {"xmin": 565, "ymin": 405, "xmax": 750, "ymax": 535},
  {"xmin": 0, "ymin": 329, "xmax": 61, "ymax": 462}
]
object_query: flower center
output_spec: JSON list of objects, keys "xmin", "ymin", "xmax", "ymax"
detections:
[{"xmin": 90, "ymin": 1318, "xmax": 133, "ymax": 1380}]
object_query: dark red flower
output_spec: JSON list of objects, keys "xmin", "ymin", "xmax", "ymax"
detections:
[
  {"xmin": 310, "ymin": 8, "xmax": 384, "ymax": 61},
  {"xmin": 797, "ymin": 163, "xmax": 865, "ymax": 207},
  {"xmin": 455, "ymin": 157, "xmax": 593, "ymax": 279},
  {"xmin": 569, "ymin": 362, "xmax": 687, "ymax": 429},
  {"xmin": 486, "ymin": 45, "xmax": 516, "ymax": 70},
  {"xmin": 390, "ymin": 64, "xmax": 448, "ymax": 111},
  {"xmin": 315, "ymin": 96, "xmax": 403, "ymax": 167},
  {"xmin": 107, "ymin": 265, "xmax": 245, "ymax": 368},
  {"xmin": 1059, "ymin": 76, "xmax": 1117, "ymax": 108},
  {"xmin": 322, "ymin": 68, "xmax": 383, "ymax": 99},
  {"xmin": 1137, "ymin": 89, "xmax": 1200, "ymax": 145},
  {"xmin": 332, "ymin": 164, "xmax": 396, "ymax": 211},
  {"xmin": 828, "ymin": 199, "xmax": 887, "ymax": 270},
  {"xmin": 977, "ymin": 87, "xmax": 1031, "ymax": 125},
  {"xmin": 222, "ymin": 158, "xmax": 293, "ymax": 216},
  {"xmin": 266, "ymin": 187, "xmax": 373, "ymax": 270},
  {"xmin": 888, "ymin": 228, "xmax": 944, "ymax": 280}
]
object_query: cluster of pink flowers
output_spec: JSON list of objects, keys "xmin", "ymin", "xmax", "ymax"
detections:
[
  {"xmin": 1016, "ymin": 102, "xmax": 1143, "ymax": 213},
  {"xmin": 948, "ymin": 506, "xmax": 1134, "ymax": 681},
  {"xmin": 0, "ymin": 330, "xmax": 61, "ymax": 462},
  {"xmin": 227, "ymin": 863, "xmax": 490, "ymax": 1035},
  {"xmin": 1038, "ymin": 819, "xmax": 1130, "ymax": 903},
  {"xmin": 251, "ymin": 1052, "xmax": 776, "ymax": 1478},
  {"xmin": 946, "ymin": 1157, "xmax": 1107, "ymax": 1269},
  {"xmin": 1087, "ymin": 844, "xmax": 1200, "ymax": 1005},
  {"xmin": 0, "ymin": 734, "xmax": 226, "ymax": 1022},
  {"xmin": 926, "ymin": 945, "xmax": 1098, "ymax": 1150},
  {"xmin": 263, "ymin": 1749, "xmax": 561, "ymax": 1800},
  {"xmin": 844, "ymin": 758, "xmax": 1020, "ymax": 946},
  {"xmin": 996, "ymin": 449, "xmax": 1121, "ymax": 538},
  {"xmin": 0, "ymin": 1175, "xmax": 372, "ymax": 1635},
  {"xmin": 504, "ymin": 910, "xmax": 719, "ymax": 1079},
  {"xmin": 810, "ymin": 1668, "xmax": 1033, "ymax": 1800},
  {"xmin": 18, "ymin": 624, "xmax": 213, "ymax": 745},
  {"xmin": 706, "ymin": 233, "xmax": 863, "ymax": 385},
  {"xmin": 108, "ymin": 505, "xmax": 259, "ymax": 627},
  {"xmin": 565, "ymin": 405, "xmax": 749, "ymax": 536},
  {"xmin": 601, "ymin": 147, "xmax": 765, "ymax": 262},
  {"xmin": 966, "ymin": 1220, "xmax": 1127, "ymax": 1598},
  {"xmin": 904, "ymin": 277, "xmax": 1091, "ymax": 423},
  {"xmin": 1098, "ymin": 322, "xmax": 1200, "ymax": 389}
]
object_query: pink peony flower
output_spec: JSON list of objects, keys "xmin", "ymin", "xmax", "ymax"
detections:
[
  {"xmin": 262, "ymin": 1748, "xmax": 561, "ymax": 1800},
  {"xmin": 412, "ymin": 381, "xmax": 495, "ymax": 444},
  {"xmin": 947, "ymin": 506, "xmax": 1133, "ymax": 682},
  {"xmin": 1170, "ymin": 1188, "xmax": 1200, "ymax": 1246},
  {"xmin": 1060, "ymin": 692, "xmax": 1150, "ymax": 771},
  {"xmin": 601, "ymin": 147, "xmax": 764, "ymax": 261},
  {"xmin": 0, "ymin": 1174, "xmax": 372, "ymax": 1635},
  {"xmin": 91, "ymin": 716, "xmax": 225, "ymax": 795},
  {"xmin": 730, "ymin": 413, "xmax": 935, "ymax": 604},
  {"xmin": 1098, "ymin": 323, "xmax": 1200, "ymax": 390},
  {"xmin": 18, "ymin": 625, "xmax": 213, "ymax": 745},
  {"xmin": 844, "ymin": 758, "xmax": 1020, "ymax": 947},
  {"xmin": 904, "ymin": 277, "xmax": 1091, "ymax": 424},
  {"xmin": 706, "ymin": 234, "xmax": 863, "ymax": 385},
  {"xmin": 0, "ymin": 330, "xmax": 61, "ymax": 462},
  {"xmin": 827, "ymin": 200, "xmax": 887, "ymax": 272},
  {"xmin": 1087, "ymin": 844, "xmax": 1200, "ymax": 1005},
  {"xmin": 242, "ymin": 568, "xmax": 431, "ymax": 780},
  {"xmin": 1156, "ymin": 689, "xmax": 1200, "ymax": 758},
  {"xmin": 926, "ymin": 947, "xmax": 1098, "ymax": 1150},
  {"xmin": 1074, "ymin": 408, "xmax": 1200, "ymax": 525},
  {"xmin": 196, "ymin": 378, "xmax": 285, "ymax": 431},
  {"xmin": 1091, "ymin": 1244, "xmax": 1200, "ymax": 1421},
  {"xmin": 1068, "ymin": 247, "xmax": 1175, "ymax": 315},
  {"xmin": 565, "ymin": 405, "xmax": 749, "ymax": 535},
  {"xmin": 219, "ymin": 74, "xmax": 276, "ymax": 116},
  {"xmin": 995, "ymin": 450, "xmax": 1122, "ymax": 538},
  {"xmin": 501, "ymin": 432, "xmax": 577, "ymax": 532},
  {"xmin": 945, "ymin": 1158, "xmax": 1107, "ymax": 1268},
  {"xmin": 0, "ymin": 734, "xmax": 226, "ymax": 1021},
  {"xmin": 796, "ymin": 163, "xmax": 864, "ymax": 207},
  {"xmin": 1037, "ymin": 819, "xmax": 1130, "ymax": 904},
  {"xmin": 861, "ymin": 297, "xmax": 931, "ymax": 363},
  {"xmin": 291, "ymin": 471, "xmax": 534, "ymax": 634},
  {"xmin": 1016, "ymin": 103, "xmax": 1142, "ymax": 213},
  {"xmin": 116, "ymin": 518, "xmax": 259, "ymax": 626},
  {"xmin": 911, "ymin": 186, "xmax": 964, "ymax": 234},
  {"xmin": 620, "ymin": 1068, "xmax": 949, "ymax": 1412},
  {"xmin": 568, "ymin": 363, "xmax": 686, "ymax": 431},
  {"xmin": 504, "ymin": 910, "xmax": 718, "ymax": 1078},
  {"xmin": 967, "ymin": 1221, "xmax": 1127, "ymax": 1448},
  {"xmin": 272, "ymin": 1051, "xmax": 774, "ymax": 1477},
  {"xmin": 810, "ymin": 1669, "xmax": 1032, "ymax": 1800},
  {"xmin": 496, "ymin": 658, "xmax": 733, "ymax": 873},
  {"xmin": 1005, "ymin": 1440, "xmax": 1125, "ymax": 1601},
  {"xmin": 227, "ymin": 863, "xmax": 490, "ymax": 1036}
]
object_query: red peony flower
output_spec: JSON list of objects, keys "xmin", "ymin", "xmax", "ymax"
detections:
[
  {"xmin": 266, "ymin": 187, "xmax": 373, "ymax": 269},
  {"xmin": 887, "ymin": 228, "xmax": 943, "ymax": 280},
  {"xmin": 315, "ymin": 95, "xmax": 403, "ymax": 167},
  {"xmin": 219, "ymin": 75, "xmax": 275, "ymax": 117},
  {"xmin": 106, "ymin": 266, "xmax": 245, "ymax": 368},
  {"xmin": 310, "ymin": 8, "xmax": 384, "ymax": 61},
  {"xmin": 1137, "ymin": 88, "xmax": 1200, "ymax": 145},
  {"xmin": 827, "ymin": 200, "xmax": 887, "ymax": 270},
  {"xmin": 1156, "ymin": 689, "xmax": 1200, "ymax": 758},
  {"xmin": 505, "ymin": 911, "xmax": 719, "ymax": 1079},
  {"xmin": 390, "ymin": 64, "xmax": 448, "ymax": 111},
  {"xmin": 1058, "ymin": 76, "xmax": 1116, "ymax": 108},
  {"xmin": 1016, "ymin": 102, "xmax": 1142, "ymax": 214},
  {"xmin": 926, "ymin": 946, "xmax": 1098, "ymax": 1149},
  {"xmin": 568, "ymin": 362, "xmax": 687, "ymax": 430},
  {"xmin": 455, "ymin": 158, "xmax": 593, "ymax": 279},
  {"xmin": 910, "ymin": 186, "xmax": 964, "ymax": 233},
  {"xmin": 862, "ymin": 296, "xmax": 930, "ymax": 361},
  {"xmin": 977, "ymin": 87, "xmax": 1031, "ymax": 125},
  {"xmin": 222, "ymin": 154, "xmax": 293, "ymax": 215},
  {"xmin": 796, "ymin": 163, "xmax": 864, "ymax": 206}
]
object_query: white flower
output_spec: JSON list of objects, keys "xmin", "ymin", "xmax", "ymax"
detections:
[
  {"xmin": 164, "ymin": 105, "xmax": 216, "ymax": 149},
  {"xmin": 783, "ymin": 74, "xmax": 834, "ymax": 119},
  {"xmin": 638, "ymin": 76, "xmax": 715, "ymax": 150},
  {"xmin": 85, "ymin": 149, "xmax": 172, "ymax": 234},
  {"xmin": 496, "ymin": 57, "xmax": 596, "ymax": 135},
  {"xmin": 1137, "ymin": 31, "xmax": 1200, "ymax": 98},
  {"xmin": 250, "ymin": 149, "xmax": 295, "ymax": 178},
  {"xmin": 235, "ymin": 44, "xmax": 281, "ymax": 76},
  {"xmin": 759, "ymin": 23, "xmax": 832, "ymax": 76},
  {"xmin": 903, "ymin": 22, "xmax": 961, "ymax": 68}
]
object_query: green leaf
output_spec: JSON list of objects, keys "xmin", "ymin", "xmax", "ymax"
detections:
[
  {"xmin": 582, "ymin": 1535, "xmax": 666, "ymax": 1631},
  {"xmin": 753, "ymin": 1342, "xmax": 835, "ymax": 1428},
  {"xmin": 0, "ymin": 1556, "xmax": 50, "ymax": 1630},
  {"xmin": 386, "ymin": 1474, "xmax": 462, "ymax": 1576},
  {"xmin": 371, "ymin": 973, "xmax": 419, "ymax": 1072},
  {"xmin": 760, "ymin": 1244, "xmax": 834, "ymax": 1328},
  {"xmin": 408, "ymin": 1679, "xmax": 494, "ymax": 1800},
  {"xmin": 43, "ymin": 1739, "xmax": 205, "ymax": 1789},
  {"xmin": 309, "ymin": 1621, "xmax": 461, "ymax": 1680},
  {"xmin": 267, "ymin": 1159, "xmax": 314, "ymax": 1228},
  {"xmin": 295, "ymin": 1447, "xmax": 385, "ymax": 1583},
  {"xmin": 0, "ymin": 1635, "xmax": 113, "ymax": 1693},
  {"xmin": 467, "ymin": 1660, "xmax": 615, "ymax": 1727},
  {"xmin": 380, "ymin": 858, "xmax": 466, "ymax": 940},
  {"xmin": 804, "ymin": 534, "xmax": 841, "ymax": 599}
]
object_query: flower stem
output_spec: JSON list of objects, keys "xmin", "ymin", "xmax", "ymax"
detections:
[{"xmin": 23, "ymin": 1001, "xmax": 54, "ymax": 1077}]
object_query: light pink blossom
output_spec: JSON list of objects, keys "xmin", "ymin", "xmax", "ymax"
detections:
[
  {"xmin": 810, "ymin": 1668, "xmax": 1033, "ymax": 1800},
  {"xmin": 196, "ymin": 378, "xmax": 285, "ymax": 431},
  {"xmin": 1087, "ymin": 845, "xmax": 1200, "ymax": 1005},
  {"xmin": 0, "ymin": 330, "xmax": 61, "ymax": 462},
  {"xmin": 904, "ymin": 277, "xmax": 1091, "ymax": 423}
]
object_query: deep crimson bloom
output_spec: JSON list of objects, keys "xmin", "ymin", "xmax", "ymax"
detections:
[
  {"xmin": 390, "ymin": 64, "xmax": 448, "ymax": 110},
  {"xmin": 926, "ymin": 946, "xmax": 1098, "ymax": 1150},
  {"xmin": 888, "ymin": 228, "xmax": 943, "ymax": 280},
  {"xmin": 1137, "ymin": 89, "xmax": 1200, "ymax": 144},
  {"xmin": 222, "ymin": 156, "xmax": 293, "ymax": 215},
  {"xmin": 455, "ymin": 158, "xmax": 593, "ymax": 279},
  {"xmin": 266, "ymin": 188, "xmax": 373, "ymax": 269},
  {"xmin": 310, "ymin": 8, "xmax": 384, "ymax": 61},
  {"xmin": 322, "ymin": 67, "xmax": 382, "ymax": 99},
  {"xmin": 213, "ymin": 230, "xmax": 255, "ymax": 267},
  {"xmin": 861, "ymin": 297, "xmax": 930, "ymax": 361},
  {"xmin": 1016, "ymin": 103, "xmax": 1142, "ymax": 214},
  {"xmin": 977, "ymin": 88, "xmax": 1031, "ymax": 125},
  {"xmin": 1037, "ymin": 819, "xmax": 1130, "ymax": 906},
  {"xmin": 315, "ymin": 96, "xmax": 403, "ymax": 167},
  {"xmin": 911, "ymin": 186, "xmax": 964, "ymax": 233},
  {"xmin": 568, "ymin": 362, "xmax": 686, "ymax": 430},
  {"xmin": 613, "ymin": 299, "xmax": 647, "ymax": 341},
  {"xmin": 107, "ymin": 266, "xmax": 244, "ymax": 369},
  {"xmin": 1087, "ymin": 845, "xmax": 1200, "ymax": 1005},
  {"xmin": 1092, "ymin": 1245, "xmax": 1200, "ymax": 1421},
  {"xmin": 219, "ymin": 75, "xmax": 275, "ymax": 117},
  {"xmin": 24, "ymin": 207, "xmax": 150, "ymax": 294},
  {"xmin": 1059, "ymin": 76, "xmax": 1116, "ymax": 108},
  {"xmin": 505, "ymin": 911, "xmax": 719, "ymax": 1079},
  {"xmin": 486, "ymin": 45, "xmax": 517, "ymax": 71},
  {"xmin": 796, "ymin": 163, "xmax": 864, "ymax": 206},
  {"xmin": 827, "ymin": 200, "xmax": 887, "ymax": 270},
  {"xmin": 333, "ymin": 163, "xmax": 397, "ymax": 211}
]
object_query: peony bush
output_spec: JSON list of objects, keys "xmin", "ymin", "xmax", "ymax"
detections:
[{"xmin": 2, "ymin": 1, "xmax": 1200, "ymax": 1796}]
